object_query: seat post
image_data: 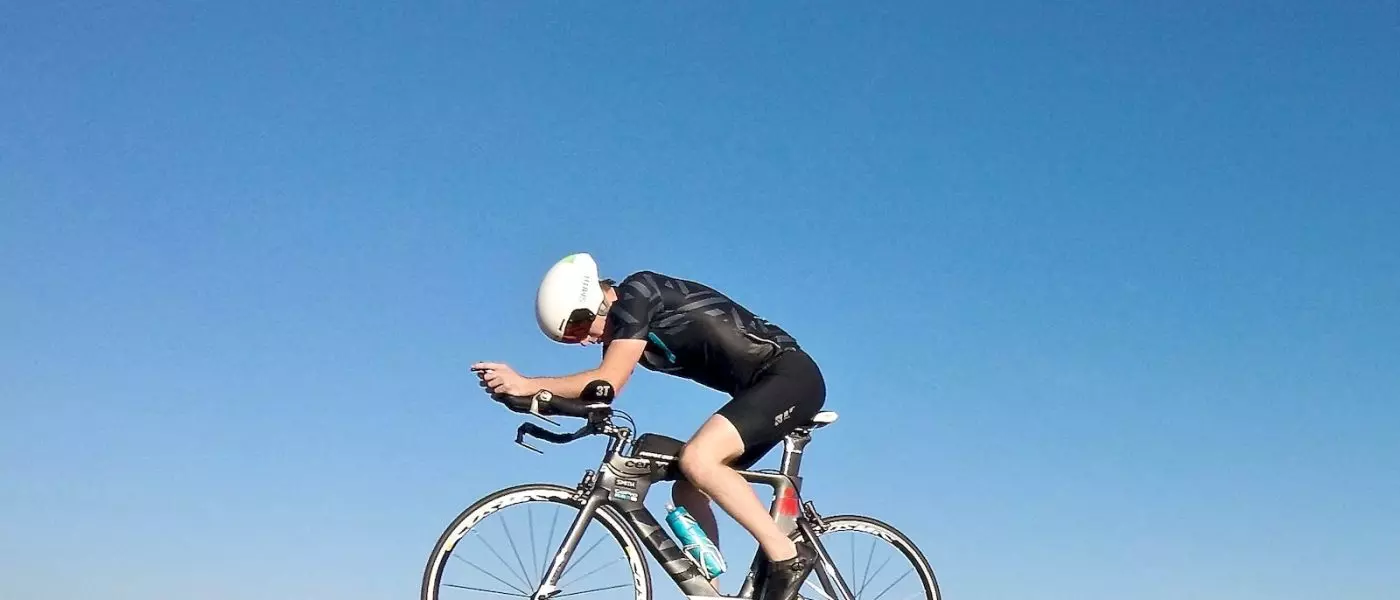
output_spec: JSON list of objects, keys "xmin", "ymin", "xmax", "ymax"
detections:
[{"xmin": 778, "ymin": 429, "xmax": 813, "ymax": 481}]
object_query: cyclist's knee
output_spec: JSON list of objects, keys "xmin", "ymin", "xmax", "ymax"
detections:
[
  {"xmin": 677, "ymin": 447, "xmax": 710, "ymax": 480},
  {"xmin": 678, "ymin": 442, "xmax": 729, "ymax": 481},
  {"xmin": 680, "ymin": 415, "xmax": 744, "ymax": 479}
]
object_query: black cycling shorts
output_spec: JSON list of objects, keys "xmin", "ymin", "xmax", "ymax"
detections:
[{"xmin": 715, "ymin": 348, "xmax": 827, "ymax": 469}]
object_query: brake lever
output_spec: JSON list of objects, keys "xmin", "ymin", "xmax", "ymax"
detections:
[{"xmin": 514, "ymin": 426, "xmax": 545, "ymax": 454}]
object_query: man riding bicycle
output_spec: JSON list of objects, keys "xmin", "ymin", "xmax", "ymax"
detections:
[{"xmin": 473, "ymin": 252, "xmax": 825, "ymax": 600}]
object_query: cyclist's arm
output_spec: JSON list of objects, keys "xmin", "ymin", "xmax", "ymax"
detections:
[
  {"xmin": 528, "ymin": 272, "xmax": 658, "ymax": 398},
  {"xmin": 527, "ymin": 338, "xmax": 646, "ymax": 398}
]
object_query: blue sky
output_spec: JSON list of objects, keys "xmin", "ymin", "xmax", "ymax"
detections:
[{"xmin": 2, "ymin": 2, "xmax": 1397, "ymax": 599}]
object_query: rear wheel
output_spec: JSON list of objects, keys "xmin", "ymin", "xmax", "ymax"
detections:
[
  {"xmin": 422, "ymin": 484, "xmax": 652, "ymax": 600},
  {"xmin": 802, "ymin": 515, "xmax": 940, "ymax": 600}
]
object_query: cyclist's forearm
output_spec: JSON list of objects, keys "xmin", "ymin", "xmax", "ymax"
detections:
[
  {"xmin": 527, "ymin": 340, "xmax": 643, "ymax": 398},
  {"xmin": 528, "ymin": 371, "xmax": 600, "ymax": 398}
]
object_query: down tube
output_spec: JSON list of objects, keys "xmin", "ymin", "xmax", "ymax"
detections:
[{"xmin": 615, "ymin": 501, "xmax": 721, "ymax": 597}]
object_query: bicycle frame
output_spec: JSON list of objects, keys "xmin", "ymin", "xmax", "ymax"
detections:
[{"xmin": 529, "ymin": 422, "xmax": 858, "ymax": 600}]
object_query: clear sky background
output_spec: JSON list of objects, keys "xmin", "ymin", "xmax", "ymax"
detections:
[{"xmin": 2, "ymin": 2, "xmax": 1397, "ymax": 600}]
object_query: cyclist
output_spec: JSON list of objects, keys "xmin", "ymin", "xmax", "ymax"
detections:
[{"xmin": 472, "ymin": 252, "xmax": 824, "ymax": 600}]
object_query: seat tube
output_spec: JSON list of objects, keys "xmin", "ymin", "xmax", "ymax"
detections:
[{"xmin": 772, "ymin": 432, "xmax": 811, "ymax": 532}]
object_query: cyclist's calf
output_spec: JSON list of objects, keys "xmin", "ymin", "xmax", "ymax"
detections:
[{"xmin": 672, "ymin": 479, "xmax": 721, "ymax": 546}]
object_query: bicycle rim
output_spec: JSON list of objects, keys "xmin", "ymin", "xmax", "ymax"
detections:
[
  {"xmin": 802, "ymin": 515, "xmax": 940, "ymax": 600},
  {"xmin": 422, "ymin": 483, "xmax": 652, "ymax": 600}
]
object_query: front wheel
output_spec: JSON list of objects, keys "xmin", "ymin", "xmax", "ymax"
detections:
[
  {"xmin": 803, "ymin": 515, "xmax": 941, "ymax": 600},
  {"xmin": 422, "ymin": 483, "xmax": 652, "ymax": 600}
]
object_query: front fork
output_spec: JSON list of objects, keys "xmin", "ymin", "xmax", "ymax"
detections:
[
  {"xmin": 806, "ymin": 509, "xmax": 856, "ymax": 598},
  {"xmin": 531, "ymin": 489, "xmax": 608, "ymax": 600}
]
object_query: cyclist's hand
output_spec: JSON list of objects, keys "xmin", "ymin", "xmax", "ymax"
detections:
[{"xmin": 471, "ymin": 362, "xmax": 538, "ymax": 397}]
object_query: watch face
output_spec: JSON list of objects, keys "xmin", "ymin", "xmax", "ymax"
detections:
[{"xmin": 538, "ymin": 390, "xmax": 553, "ymax": 401}]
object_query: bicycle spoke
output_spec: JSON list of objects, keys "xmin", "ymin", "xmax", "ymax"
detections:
[
  {"xmin": 867, "ymin": 569, "xmax": 912, "ymax": 600},
  {"xmin": 560, "ymin": 556, "xmax": 622, "ymax": 589},
  {"xmin": 528, "ymin": 506, "xmax": 540, "ymax": 582},
  {"xmin": 444, "ymin": 583, "xmax": 530, "ymax": 597},
  {"xmin": 859, "ymin": 536, "xmax": 877, "ymax": 596},
  {"xmin": 476, "ymin": 534, "xmax": 533, "ymax": 589},
  {"xmin": 856, "ymin": 553, "xmax": 894, "ymax": 598},
  {"xmin": 560, "ymin": 534, "xmax": 607, "ymax": 578},
  {"xmin": 500, "ymin": 516, "xmax": 536, "ymax": 589},
  {"xmin": 452, "ymin": 553, "xmax": 531, "ymax": 595},
  {"xmin": 542, "ymin": 509, "xmax": 562, "ymax": 581},
  {"xmin": 554, "ymin": 583, "xmax": 632, "ymax": 598},
  {"xmin": 849, "ymin": 531, "xmax": 856, "ymax": 589},
  {"xmin": 801, "ymin": 577, "xmax": 837, "ymax": 600},
  {"xmin": 431, "ymin": 491, "xmax": 653, "ymax": 600}
]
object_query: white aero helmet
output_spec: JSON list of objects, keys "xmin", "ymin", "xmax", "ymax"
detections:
[{"xmin": 536, "ymin": 252, "xmax": 607, "ymax": 343}]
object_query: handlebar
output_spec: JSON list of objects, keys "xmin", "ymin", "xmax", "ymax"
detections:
[
  {"xmin": 514, "ymin": 421, "xmax": 596, "ymax": 453},
  {"xmin": 493, "ymin": 389, "xmax": 611, "ymax": 420},
  {"xmin": 492, "ymin": 381, "xmax": 618, "ymax": 454}
]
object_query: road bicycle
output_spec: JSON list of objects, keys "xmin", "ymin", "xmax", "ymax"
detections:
[{"xmin": 421, "ymin": 381, "xmax": 941, "ymax": 600}]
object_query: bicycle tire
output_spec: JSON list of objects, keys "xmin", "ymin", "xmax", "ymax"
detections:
[
  {"xmin": 421, "ymin": 483, "xmax": 653, "ymax": 600},
  {"xmin": 807, "ymin": 514, "xmax": 941, "ymax": 600}
]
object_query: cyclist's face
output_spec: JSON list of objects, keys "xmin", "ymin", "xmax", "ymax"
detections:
[
  {"xmin": 576, "ymin": 315, "xmax": 607, "ymax": 346},
  {"xmin": 575, "ymin": 287, "xmax": 616, "ymax": 346}
]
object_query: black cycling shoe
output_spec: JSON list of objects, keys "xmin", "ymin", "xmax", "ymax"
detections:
[{"xmin": 758, "ymin": 542, "xmax": 818, "ymax": 600}]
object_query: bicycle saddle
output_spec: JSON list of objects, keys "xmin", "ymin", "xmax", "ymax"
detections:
[{"xmin": 804, "ymin": 411, "xmax": 838, "ymax": 429}]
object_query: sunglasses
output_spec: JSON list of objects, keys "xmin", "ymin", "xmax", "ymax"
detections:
[{"xmin": 560, "ymin": 306, "xmax": 601, "ymax": 343}]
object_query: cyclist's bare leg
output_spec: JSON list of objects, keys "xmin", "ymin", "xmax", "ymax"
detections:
[
  {"xmin": 672, "ymin": 480, "xmax": 721, "ymax": 546},
  {"xmin": 679, "ymin": 414, "xmax": 798, "ymax": 562}
]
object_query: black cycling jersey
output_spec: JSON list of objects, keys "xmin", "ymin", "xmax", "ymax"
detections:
[{"xmin": 601, "ymin": 270, "xmax": 801, "ymax": 395}]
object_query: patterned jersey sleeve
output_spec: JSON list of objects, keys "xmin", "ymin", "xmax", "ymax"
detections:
[{"xmin": 604, "ymin": 271, "xmax": 662, "ymax": 342}]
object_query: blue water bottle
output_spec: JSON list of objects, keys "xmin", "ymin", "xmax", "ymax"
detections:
[{"xmin": 665, "ymin": 504, "xmax": 726, "ymax": 579}]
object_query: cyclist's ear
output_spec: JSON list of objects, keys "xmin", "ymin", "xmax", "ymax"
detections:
[{"xmin": 581, "ymin": 379, "xmax": 615, "ymax": 404}]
